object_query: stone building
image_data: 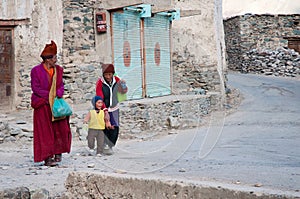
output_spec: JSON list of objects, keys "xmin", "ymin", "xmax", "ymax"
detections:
[
  {"xmin": 224, "ymin": 14, "xmax": 300, "ymax": 77},
  {"xmin": 0, "ymin": 0, "xmax": 226, "ymax": 135}
]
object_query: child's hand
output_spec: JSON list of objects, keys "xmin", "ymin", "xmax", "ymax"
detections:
[
  {"xmin": 105, "ymin": 121, "xmax": 112, "ymax": 129},
  {"xmin": 83, "ymin": 112, "xmax": 91, "ymax": 124}
]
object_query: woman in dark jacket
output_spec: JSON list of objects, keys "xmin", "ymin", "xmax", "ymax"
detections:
[{"xmin": 96, "ymin": 64, "xmax": 128, "ymax": 155}]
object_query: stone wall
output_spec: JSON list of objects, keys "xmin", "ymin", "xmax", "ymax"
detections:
[
  {"xmin": 172, "ymin": 53, "xmax": 222, "ymax": 94},
  {"xmin": 62, "ymin": 0, "xmax": 102, "ymax": 104},
  {"xmin": 119, "ymin": 94, "xmax": 212, "ymax": 136},
  {"xmin": 223, "ymin": 16, "xmax": 241, "ymax": 72},
  {"xmin": 172, "ymin": 0, "xmax": 226, "ymax": 97},
  {"xmin": 224, "ymin": 14, "xmax": 300, "ymax": 77}
]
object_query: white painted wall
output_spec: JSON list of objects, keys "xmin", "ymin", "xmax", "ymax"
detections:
[
  {"xmin": 0, "ymin": 0, "xmax": 64, "ymax": 107},
  {"xmin": 172, "ymin": 0, "xmax": 226, "ymax": 96},
  {"xmin": 0, "ymin": 0, "xmax": 63, "ymax": 63},
  {"xmin": 223, "ymin": 0, "xmax": 300, "ymax": 18},
  {"xmin": 172, "ymin": 0, "xmax": 217, "ymax": 65},
  {"xmin": 0, "ymin": 0, "xmax": 34, "ymax": 19}
]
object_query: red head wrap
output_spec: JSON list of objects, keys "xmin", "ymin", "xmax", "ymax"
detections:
[
  {"xmin": 40, "ymin": 40, "xmax": 57, "ymax": 58},
  {"xmin": 102, "ymin": 64, "xmax": 115, "ymax": 74}
]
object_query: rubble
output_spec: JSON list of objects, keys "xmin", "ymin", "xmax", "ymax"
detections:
[{"xmin": 241, "ymin": 47, "xmax": 300, "ymax": 77}]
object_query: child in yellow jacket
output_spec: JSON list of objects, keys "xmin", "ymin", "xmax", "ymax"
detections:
[{"xmin": 83, "ymin": 96, "xmax": 106, "ymax": 156}]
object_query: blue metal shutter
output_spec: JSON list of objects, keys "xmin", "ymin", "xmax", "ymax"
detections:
[
  {"xmin": 144, "ymin": 14, "xmax": 171, "ymax": 97},
  {"xmin": 112, "ymin": 10, "xmax": 142, "ymax": 100}
]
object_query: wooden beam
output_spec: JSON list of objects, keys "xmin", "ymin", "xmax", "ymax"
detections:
[{"xmin": 0, "ymin": 18, "xmax": 30, "ymax": 26}]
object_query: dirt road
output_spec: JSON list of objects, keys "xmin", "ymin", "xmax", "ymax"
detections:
[{"xmin": 1, "ymin": 72, "xmax": 300, "ymax": 198}]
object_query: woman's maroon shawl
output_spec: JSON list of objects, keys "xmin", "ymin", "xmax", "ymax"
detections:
[{"xmin": 31, "ymin": 63, "xmax": 71, "ymax": 162}]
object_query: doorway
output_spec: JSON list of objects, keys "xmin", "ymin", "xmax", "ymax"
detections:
[{"xmin": 0, "ymin": 28, "xmax": 13, "ymax": 110}]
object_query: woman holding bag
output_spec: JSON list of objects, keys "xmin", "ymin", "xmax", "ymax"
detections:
[
  {"xmin": 30, "ymin": 40, "xmax": 72, "ymax": 166},
  {"xmin": 96, "ymin": 64, "xmax": 128, "ymax": 155}
]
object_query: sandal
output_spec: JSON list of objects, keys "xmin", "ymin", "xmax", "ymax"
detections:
[
  {"xmin": 44, "ymin": 158, "xmax": 57, "ymax": 167},
  {"xmin": 54, "ymin": 154, "xmax": 62, "ymax": 162}
]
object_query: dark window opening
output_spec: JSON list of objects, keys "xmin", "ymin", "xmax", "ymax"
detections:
[{"xmin": 283, "ymin": 37, "xmax": 300, "ymax": 54}]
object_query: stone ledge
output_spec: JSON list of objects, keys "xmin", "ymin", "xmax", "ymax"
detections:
[
  {"xmin": 119, "ymin": 94, "xmax": 215, "ymax": 136},
  {"xmin": 65, "ymin": 172, "xmax": 297, "ymax": 199},
  {"xmin": 70, "ymin": 93, "xmax": 221, "ymax": 140}
]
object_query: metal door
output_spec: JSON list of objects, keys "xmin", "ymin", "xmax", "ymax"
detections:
[
  {"xmin": 144, "ymin": 14, "xmax": 171, "ymax": 97},
  {"xmin": 111, "ymin": 10, "xmax": 143, "ymax": 100},
  {"xmin": 0, "ymin": 28, "xmax": 13, "ymax": 109}
]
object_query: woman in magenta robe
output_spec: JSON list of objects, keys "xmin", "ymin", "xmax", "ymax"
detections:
[{"xmin": 30, "ymin": 40, "xmax": 72, "ymax": 166}]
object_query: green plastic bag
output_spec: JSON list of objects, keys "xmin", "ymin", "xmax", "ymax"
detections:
[
  {"xmin": 52, "ymin": 97, "xmax": 73, "ymax": 117},
  {"xmin": 117, "ymin": 92, "xmax": 127, "ymax": 102},
  {"xmin": 114, "ymin": 73, "xmax": 127, "ymax": 102}
]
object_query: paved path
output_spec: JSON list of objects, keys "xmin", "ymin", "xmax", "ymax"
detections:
[{"xmin": 1, "ymin": 72, "xmax": 299, "ymax": 197}]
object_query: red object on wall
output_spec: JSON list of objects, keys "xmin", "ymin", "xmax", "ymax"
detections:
[
  {"xmin": 123, "ymin": 41, "xmax": 131, "ymax": 67},
  {"xmin": 154, "ymin": 42, "xmax": 161, "ymax": 66},
  {"xmin": 96, "ymin": 12, "xmax": 107, "ymax": 33}
]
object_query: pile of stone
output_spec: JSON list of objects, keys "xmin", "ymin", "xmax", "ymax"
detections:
[
  {"xmin": 0, "ymin": 111, "xmax": 85, "ymax": 144},
  {"xmin": 241, "ymin": 47, "xmax": 300, "ymax": 77},
  {"xmin": 0, "ymin": 187, "xmax": 67, "ymax": 199},
  {"xmin": 0, "ymin": 114, "xmax": 33, "ymax": 144}
]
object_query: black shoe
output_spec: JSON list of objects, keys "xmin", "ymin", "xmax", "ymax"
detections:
[
  {"xmin": 44, "ymin": 158, "xmax": 58, "ymax": 167},
  {"xmin": 54, "ymin": 154, "xmax": 62, "ymax": 162}
]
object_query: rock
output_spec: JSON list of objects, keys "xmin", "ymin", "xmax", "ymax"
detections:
[
  {"xmin": 87, "ymin": 163, "xmax": 95, "ymax": 168},
  {"xmin": 31, "ymin": 188, "xmax": 50, "ymax": 199},
  {"xmin": 114, "ymin": 169, "xmax": 127, "ymax": 174},
  {"xmin": 179, "ymin": 168, "xmax": 186, "ymax": 172},
  {"xmin": 0, "ymin": 187, "xmax": 30, "ymax": 199},
  {"xmin": 4, "ymin": 136, "xmax": 17, "ymax": 142},
  {"xmin": 0, "ymin": 123, "xmax": 6, "ymax": 131},
  {"xmin": 254, "ymin": 183, "xmax": 263, "ymax": 187},
  {"xmin": 0, "ymin": 166, "xmax": 9, "ymax": 170},
  {"xmin": 16, "ymin": 120, "xmax": 27, "ymax": 124},
  {"xmin": 167, "ymin": 116, "xmax": 180, "ymax": 128}
]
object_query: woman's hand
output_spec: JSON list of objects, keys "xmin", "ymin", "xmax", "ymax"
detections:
[{"xmin": 119, "ymin": 80, "xmax": 128, "ymax": 93}]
